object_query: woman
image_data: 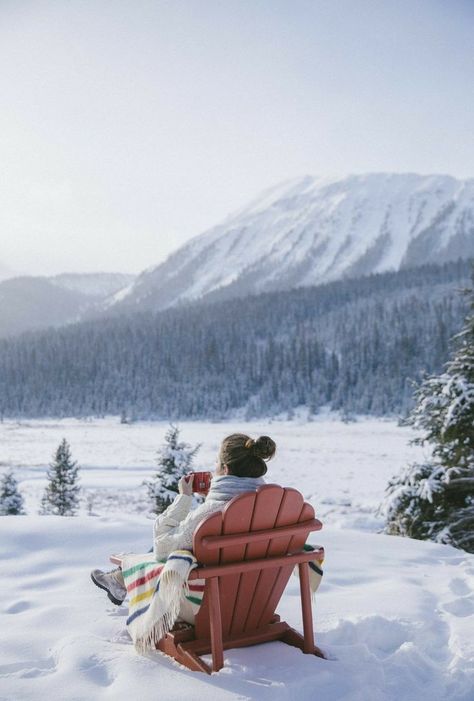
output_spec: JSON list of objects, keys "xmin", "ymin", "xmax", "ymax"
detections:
[{"xmin": 90, "ymin": 433, "xmax": 276, "ymax": 607}]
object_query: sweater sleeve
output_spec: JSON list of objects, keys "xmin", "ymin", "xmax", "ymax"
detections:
[
  {"xmin": 152, "ymin": 498, "xmax": 220, "ymax": 560},
  {"xmin": 153, "ymin": 494, "xmax": 193, "ymax": 534}
]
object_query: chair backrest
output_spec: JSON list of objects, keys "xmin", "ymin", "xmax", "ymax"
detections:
[{"xmin": 192, "ymin": 484, "xmax": 318, "ymax": 639}]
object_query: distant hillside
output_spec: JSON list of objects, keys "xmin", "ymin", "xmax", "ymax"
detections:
[
  {"xmin": 104, "ymin": 173, "xmax": 474, "ymax": 313},
  {"xmin": 0, "ymin": 261, "xmax": 15, "ymax": 282},
  {"xmin": 0, "ymin": 277, "xmax": 89, "ymax": 338},
  {"xmin": 0, "ymin": 272, "xmax": 135, "ymax": 339},
  {"xmin": 0, "ymin": 259, "xmax": 471, "ymax": 419}
]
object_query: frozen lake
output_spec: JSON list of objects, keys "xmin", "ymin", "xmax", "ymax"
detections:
[{"xmin": 0, "ymin": 415, "xmax": 426, "ymax": 530}]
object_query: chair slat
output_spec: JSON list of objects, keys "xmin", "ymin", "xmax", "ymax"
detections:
[
  {"xmin": 238, "ymin": 485, "xmax": 285, "ymax": 632},
  {"xmin": 250, "ymin": 489, "xmax": 306, "ymax": 628},
  {"xmin": 193, "ymin": 510, "xmax": 222, "ymax": 639},
  {"xmin": 256, "ymin": 497, "xmax": 313, "ymax": 627},
  {"xmin": 228, "ymin": 487, "xmax": 282, "ymax": 634},
  {"xmin": 218, "ymin": 492, "xmax": 256, "ymax": 636}
]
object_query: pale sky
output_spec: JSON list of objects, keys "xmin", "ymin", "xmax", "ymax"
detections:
[{"xmin": 1, "ymin": 0, "xmax": 473, "ymax": 277}]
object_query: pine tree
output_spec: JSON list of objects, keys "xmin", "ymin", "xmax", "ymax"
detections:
[
  {"xmin": 144, "ymin": 424, "xmax": 200, "ymax": 514},
  {"xmin": 40, "ymin": 439, "xmax": 81, "ymax": 516},
  {"xmin": 382, "ymin": 277, "xmax": 474, "ymax": 552},
  {"xmin": 0, "ymin": 470, "xmax": 25, "ymax": 515}
]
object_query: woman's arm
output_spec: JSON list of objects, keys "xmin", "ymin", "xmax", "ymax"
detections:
[
  {"xmin": 153, "ymin": 475, "xmax": 195, "ymax": 559},
  {"xmin": 153, "ymin": 494, "xmax": 193, "ymax": 535},
  {"xmin": 153, "ymin": 503, "xmax": 206, "ymax": 559}
]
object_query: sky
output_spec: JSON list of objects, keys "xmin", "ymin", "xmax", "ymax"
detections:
[{"xmin": 0, "ymin": 0, "xmax": 473, "ymax": 277}]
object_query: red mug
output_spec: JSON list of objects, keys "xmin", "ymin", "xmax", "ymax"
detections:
[{"xmin": 191, "ymin": 471, "xmax": 212, "ymax": 495}]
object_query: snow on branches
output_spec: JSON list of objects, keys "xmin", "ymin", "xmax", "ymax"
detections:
[
  {"xmin": 144, "ymin": 424, "xmax": 201, "ymax": 514},
  {"xmin": 40, "ymin": 439, "xmax": 81, "ymax": 516},
  {"xmin": 383, "ymin": 275, "xmax": 474, "ymax": 552},
  {"xmin": 0, "ymin": 470, "xmax": 25, "ymax": 515}
]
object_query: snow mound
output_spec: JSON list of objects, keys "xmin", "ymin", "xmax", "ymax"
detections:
[{"xmin": 1, "ymin": 516, "xmax": 473, "ymax": 701}]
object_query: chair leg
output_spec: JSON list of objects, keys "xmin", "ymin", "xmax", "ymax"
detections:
[
  {"xmin": 208, "ymin": 577, "xmax": 224, "ymax": 672},
  {"xmin": 281, "ymin": 626, "xmax": 326, "ymax": 659},
  {"xmin": 298, "ymin": 562, "xmax": 315, "ymax": 653}
]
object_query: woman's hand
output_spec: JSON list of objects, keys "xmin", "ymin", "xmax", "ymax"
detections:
[{"xmin": 178, "ymin": 474, "xmax": 193, "ymax": 496}]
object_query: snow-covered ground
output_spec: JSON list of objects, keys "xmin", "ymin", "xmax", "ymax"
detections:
[{"xmin": 1, "ymin": 417, "xmax": 473, "ymax": 700}]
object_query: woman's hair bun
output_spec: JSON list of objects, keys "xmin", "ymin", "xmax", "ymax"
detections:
[{"xmin": 253, "ymin": 435, "xmax": 276, "ymax": 461}]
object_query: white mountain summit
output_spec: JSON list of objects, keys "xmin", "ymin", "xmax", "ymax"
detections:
[{"xmin": 109, "ymin": 173, "xmax": 474, "ymax": 312}]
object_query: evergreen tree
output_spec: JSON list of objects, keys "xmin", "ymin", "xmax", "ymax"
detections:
[
  {"xmin": 382, "ymin": 277, "xmax": 474, "ymax": 552},
  {"xmin": 40, "ymin": 439, "xmax": 81, "ymax": 516},
  {"xmin": 144, "ymin": 424, "xmax": 200, "ymax": 514},
  {"xmin": 0, "ymin": 470, "xmax": 25, "ymax": 515},
  {"xmin": 0, "ymin": 260, "xmax": 470, "ymax": 420}
]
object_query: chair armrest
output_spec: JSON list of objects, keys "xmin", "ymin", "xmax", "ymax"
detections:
[
  {"xmin": 110, "ymin": 555, "xmax": 124, "ymax": 566},
  {"xmin": 189, "ymin": 546, "xmax": 324, "ymax": 580}
]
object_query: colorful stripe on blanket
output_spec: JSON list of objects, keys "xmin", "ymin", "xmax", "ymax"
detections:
[
  {"xmin": 121, "ymin": 550, "xmax": 204, "ymax": 654},
  {"xmin": 294, "ymin": 543, "xmax": 324, "ymax": 594}
]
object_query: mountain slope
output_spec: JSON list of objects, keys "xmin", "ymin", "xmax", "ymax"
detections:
[{"xmin": 108, "ymin": 173, "xmax": 474, "ymax": 312}]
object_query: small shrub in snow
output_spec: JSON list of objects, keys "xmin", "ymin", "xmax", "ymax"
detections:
[
  {"xmin": 144, "ymin": 424, "xmax": 200, "ymax": 514},
  {"xmin": 40, "ymin": 438, "xmax": 81, "ymax": 516},
  {"xmin": 0, "ymin": 470, "xmax": 25, "ymax": 515},
  {"xmin": 383, "ymin": 277, "xmax": 474, "ymax": 552}
]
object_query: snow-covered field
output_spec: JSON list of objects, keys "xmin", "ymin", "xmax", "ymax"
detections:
[{"xmin": 1, "ymin": 417, "xmax": 473, "ymax": 701}]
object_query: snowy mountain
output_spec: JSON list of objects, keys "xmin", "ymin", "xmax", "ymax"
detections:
[
  {"xmin": 107, "ymin": 173, "xmax": 474, "ymax": 312},
  {"xmin": 0, "ymin": 272, "xmax": 135, "ymax": 339}
]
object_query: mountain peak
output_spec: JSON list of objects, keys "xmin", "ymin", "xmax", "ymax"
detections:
[{"xmin": 108, "ymin": 172, "xmax": 474, "ymax": 313}]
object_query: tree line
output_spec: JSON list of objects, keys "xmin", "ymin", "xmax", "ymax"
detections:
[{"xmin": 0, "ymin": 259, "xmax": 471, "ymax": 419}]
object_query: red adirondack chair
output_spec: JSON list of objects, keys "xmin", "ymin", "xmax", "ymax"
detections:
[
  {"xmin": 112, "ymin": 484, "xmax": 324, "ymax": 673},
  {"xmin": 159, "ymin": 484, "xmax": 324, "ymax": 673}
]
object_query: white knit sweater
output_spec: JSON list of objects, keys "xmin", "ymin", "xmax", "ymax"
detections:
[
  {"xmin": 152, "ymin": 476, "xmax": 265, "ymax": 560},
  {"xmin": 153, "ymin": 495, "xmax": 223, "ymax": 560}
]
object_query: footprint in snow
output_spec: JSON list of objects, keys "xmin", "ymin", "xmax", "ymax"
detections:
[
  {"xmin": 449, "ymin": 578, "xmax": 471, "ymax": 596},
  {"xmin": 441, "ymin": 597, "xmax": 474, "ymax": 618},
  {"xmin": 4, "ymin": 600, "xmax": 31, "ymax": 614},
  {"xmin": 0, "ymin": 657, "xmax": 56, "ymax": 679},
  {"xmin": 78, "ymin": 655, "xmax": 115, "ymax": 687}
]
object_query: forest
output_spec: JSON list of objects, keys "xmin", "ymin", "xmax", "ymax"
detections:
[{"xmin": 0, "ymin": 259, "xmax": 471, "ymax": 420}]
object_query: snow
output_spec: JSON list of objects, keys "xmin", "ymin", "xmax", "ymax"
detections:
[
  {"xmin": 50, "ymin": 272, "xmax": 135, "ymax": 299},
  {"xmin": 1, "ymin": 417, "xmax": 473, "ymax": 700}
]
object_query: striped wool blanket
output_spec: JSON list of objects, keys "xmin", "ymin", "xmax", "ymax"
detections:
[
  {"xmin": 299, "ymin": 544, "xmax": 324, "ymax": 594},
  {"xmin": 121, "ymin": 550, "xmax": 204, "ymax": 654}
]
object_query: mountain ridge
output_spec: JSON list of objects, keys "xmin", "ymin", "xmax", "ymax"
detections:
[{"xmin": 105, "ymin": 172, "xmax": 474, "ymax": 313}]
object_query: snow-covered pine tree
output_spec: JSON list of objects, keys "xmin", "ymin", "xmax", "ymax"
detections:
[
  {"xmin": 144, "ymin": 424, "xmax": 200, "ymax": 514},
  {"xmin": 40, "ymin": 438, "xmax": 81, "ymax": 516},
  {"xmin": 0, "ymin": 470, "xmax": 25, "ymax": 515},
  {"xmin": 382, "ymin": 277, "xmax": 474, "ymax": 552}
]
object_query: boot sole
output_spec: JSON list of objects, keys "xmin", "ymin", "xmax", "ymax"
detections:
[{"xmin": 90, "ymin": 572, "xmax": 125, "ymax": 606}]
